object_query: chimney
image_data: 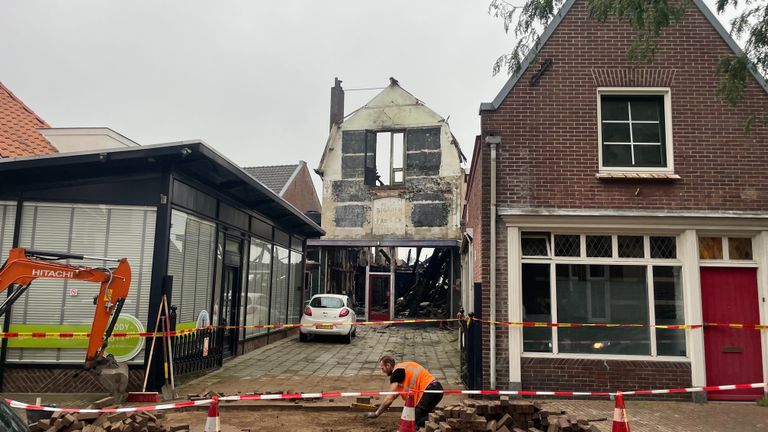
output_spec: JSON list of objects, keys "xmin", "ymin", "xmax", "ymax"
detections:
[{"xmin": 329, "ymin": 77, "xmax": 344, "ymax": 130}]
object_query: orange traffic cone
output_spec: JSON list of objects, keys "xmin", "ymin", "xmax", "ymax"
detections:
[
  {"xmin": 204, "ymin": 395, "xmax": 221, "ymax": 432},
  {"xmin": 611, "ymin": 392, "xmax": 630, "ymax": 432},
  {"xmin": 398, "ymin": 390, "xmax": 416, "ymax": 432}
]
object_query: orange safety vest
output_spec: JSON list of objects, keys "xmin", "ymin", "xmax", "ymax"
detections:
[{"xmin": 394, "ymin": 361, "xmax": 435, "ymax": 405}]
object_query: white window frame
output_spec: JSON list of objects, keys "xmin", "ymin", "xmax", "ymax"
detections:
[
  {"xmin": 373, "ymin": 130, "xmax": 406, "ymax": 186},
  {"xmin": 698, "ymin": 235, "xmax": 758, "ymax": 266},
  {"xmin": 597, "ymin": 87, "xmax": 674, "ymax": 175},
  {"xmin": 521, "ymin": 232, "xmax": 687, "ymax": 361}
]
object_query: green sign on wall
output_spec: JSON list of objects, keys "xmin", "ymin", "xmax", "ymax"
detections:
[{"xmin": 7, "ymin": 314, "xmax": 146, "ymax": 362}]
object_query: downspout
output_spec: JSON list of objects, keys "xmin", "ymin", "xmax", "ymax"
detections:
[{"xmin": 486, "ymin": 135, "xmax": 500, "ymax": 390}]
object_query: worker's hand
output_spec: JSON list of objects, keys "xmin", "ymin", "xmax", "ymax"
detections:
[{"xmin": 364, "ymin": 412, "xmax": 378, "ymax": 419}]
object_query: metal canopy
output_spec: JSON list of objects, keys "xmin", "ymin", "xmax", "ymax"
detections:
[{"xmin": 0, "ymin": 141, "xmax": 324, "ymax": 237}]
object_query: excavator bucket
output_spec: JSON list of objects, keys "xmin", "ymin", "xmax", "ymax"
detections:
[{"xmin": 94, "ymin": 358, "xmax": 130, "ymax": 403}]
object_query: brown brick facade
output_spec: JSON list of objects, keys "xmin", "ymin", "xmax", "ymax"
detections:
[
  {"xmin": 481, "ymin": 2, "xmax": 768, "ymax": 213},
  {"xmin": 521, "ymin": 357, "xmax": 692, "ymax": 400},
  {"xmin": 469, "ymin": 0, "xmax": 768, "ymax": 392},
  {"xmin": 281, "ymin": 165, "xmax": 321, "ymax": 214}
]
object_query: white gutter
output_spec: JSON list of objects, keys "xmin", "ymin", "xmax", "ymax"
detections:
[{"xmin": 486, "ymin": 135, "xmax": 501, "ymax": 390}]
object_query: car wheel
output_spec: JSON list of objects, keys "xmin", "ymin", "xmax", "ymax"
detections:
[
  {"xmin": 352, "ymin": 327, "xmax": 357, "ymax": 337},
  {"xmin": 344, "ymin": 330, "xmax": 352, "ymax": 344},
  {"xmin": 299, "ymin": 332, "xmax": 308, "ymax": 342}
]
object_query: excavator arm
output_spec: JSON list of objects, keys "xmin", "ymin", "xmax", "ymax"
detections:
[{"xmin": 0, "ymin": 247, "xmax": 131, "ymax": 369}]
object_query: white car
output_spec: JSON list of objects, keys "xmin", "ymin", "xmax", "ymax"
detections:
[{"xmin": 299, "ymin": 294, "xmax": 357, "ymax": 343}]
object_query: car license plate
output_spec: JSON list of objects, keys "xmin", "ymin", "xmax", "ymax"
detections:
[{"xmin": 316, "ymin": 324, "xmax": 334, "ymax": 330}]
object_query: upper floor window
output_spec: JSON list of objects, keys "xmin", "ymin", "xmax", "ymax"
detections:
[
  {"xmin": 597, "ymin": 88, "xmax": 674, "ymax": 174},
  {"xmin": 375, "ymin": 131, "xmax": 405, "ymax": 185}
]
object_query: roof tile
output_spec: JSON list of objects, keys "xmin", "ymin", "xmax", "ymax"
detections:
[
  {"xmin": 0, "ymin": 82, "xmax": 57, "ymax": 158},
  {"xmin": 243, "ymin": 163, "xmax": 300, "ymax": 195}
]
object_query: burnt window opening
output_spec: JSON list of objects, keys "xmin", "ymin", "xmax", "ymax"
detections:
[{"xmin": 363, "ymin": 131, "xmax": 405, "ymax": 186}]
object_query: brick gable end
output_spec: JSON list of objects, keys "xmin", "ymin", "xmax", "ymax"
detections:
[{"xmin": 481, "ymin": 0, "xmax": 768, "ymax": 212}]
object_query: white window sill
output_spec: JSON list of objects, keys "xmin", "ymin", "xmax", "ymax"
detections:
[
  {"xmin": 596, "ymin": 172, "xmax": 681, "ymax": 180},
  {"xmin": 522, "ymin": 352, "xmax": 690, "ymax": 362}
]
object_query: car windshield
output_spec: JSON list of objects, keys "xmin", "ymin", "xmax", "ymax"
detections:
[
  {"xmin": 0, "ymin": 400, "xmax": 29, "ymax": 432},
  {"xmin": 310, "ymin": 297, "xmax": 344, "ymax": 308}
]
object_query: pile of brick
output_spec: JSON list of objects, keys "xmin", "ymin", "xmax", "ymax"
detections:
[
  {"xmin": 424, "ymin": 397, "xmax": 603, "ymax": 432},
  {"xmin": 27, "ymin": 397, "xmax": 189, "ymax": 432}
]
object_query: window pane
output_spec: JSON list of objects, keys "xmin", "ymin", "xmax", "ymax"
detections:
[
  {"xmin": 557, "ymin": 264, "xmax": 650, "ymax": 355},
  {"xmin": 288, "ymin": 251, "xmax": 304, "ymax": 324},
  {"xmin": 650, "ymin": 236, "xmax": 676, "ymax": 259},
  {"xmin": 168, "ymin": 210, "xmax": 216, "ymax": 326},
  {"xmin": 554, "ymin": 235, "xmax": 580, "ymax": 257},
  {"xmin": 630, "ymin": 99, "xmax": 661, "ymax": 121},
  {"xmin": 270, "ymin": 246, "xmax": 290, "ymax": 325},
  {"xmin": 653, "ymin": 266, "xmax": 686, "ymax": 356},
  {"xmin": 632, "ymin": 123, "xmax": 661, "ymax": 143},
  {"xmin": 618, "ymin": 236, "xmax": 644, "ymax": 258},
  {"xmin": 728, "ymin": 238, "xmax": 753, "ymax": 260},
  {"xmin": 699, "ymin": 237, "xmax": 723, "ymax": 260},
  {"xmin": 602, "ymin": 123, "xmax": 631, "ymax": 142},
  {"xmin": 376, "ymin": 132, "xmax": 391, "ymax": 185},
  {"xmin": 603, "ymin": 144, "xmax": 632, "ymax": 166},
  {"xmin": 11, "ymin": 204, "xmax": 156, "ymax": 364},
  {"xmin": 522, "ymin": 236, "xmax": 549, "ymax": 257},
  {"xmin": 586, "ymin": 235, "xmax": 612, "ymax": 257},
  {"xmin": 601, "ymin": 99, "xmax": 629, "ymax": 121},
  {"xmin": 522, "ymin": 264, "xmax": 552, "ymax": 352},
  {"xmin": 310, "ymin": 296, "xmax": 344, "ymax": 308},
  {"xmin": 246, "ymin": 239, "xmax": 272, "ymax": 337},
  {"xmin": 633, "ymin": 144, "xmax": 664, "ymax": 166},
  {"xmin": 392, "ymin": 133, "xmax": 404, "ymax": 169}
]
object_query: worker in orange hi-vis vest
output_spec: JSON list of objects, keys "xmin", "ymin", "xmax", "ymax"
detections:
[{"xmin": 364, "ymin": 355, "xmax": 444, "ymax": 428}]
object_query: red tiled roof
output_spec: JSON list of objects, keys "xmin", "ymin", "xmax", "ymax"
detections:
[{"xmin": 0, "ymin": 82, "xmax": 57, "ymax": 157}]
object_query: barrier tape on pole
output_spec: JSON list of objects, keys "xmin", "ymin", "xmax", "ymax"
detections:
[
  {"xmin": 7, "ymin": 383, "xmax": 767, "ymax": 413},
  {"xmin": 1, "ymin": 318, "xmax": 766, "ymax": 339}
]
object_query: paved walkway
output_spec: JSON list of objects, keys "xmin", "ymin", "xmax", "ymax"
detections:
[{"xmin": 181, "ymin": 325, "xmax": 463, "ymax": 392}]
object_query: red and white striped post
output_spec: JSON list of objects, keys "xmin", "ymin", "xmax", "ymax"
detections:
[
  {"xmin": 204, "ymin": 395, "xmax": 221, "ymax": 432},
  {"xmin": 398, "ymin": 390, "xmax": 416, "ymax": 432},
  {"xmin": 611, "ymin": 391, "xmax": 630, "ymax": 432}
]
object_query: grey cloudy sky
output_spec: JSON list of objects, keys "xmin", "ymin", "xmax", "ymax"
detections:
[{"xmin": 0, "ymin": 0, "xmax": 735, "ymax": 193}]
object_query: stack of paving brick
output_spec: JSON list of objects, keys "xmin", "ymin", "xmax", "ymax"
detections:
[
  {"xmin": 27, "ymin": 397, "xmax": 189, "ymax": 432},
  {"xmin": 423, "ymin": 397, "xmax": 602, "ymax": 432}
]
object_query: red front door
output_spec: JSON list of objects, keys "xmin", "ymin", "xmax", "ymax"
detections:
[
  {"xmin": 701, "ymin": 267, "xmax": 764, "ymax": 401},
  {"xmin": 368, "ymin": 275, "xmax": 391, "ymax": 321}
]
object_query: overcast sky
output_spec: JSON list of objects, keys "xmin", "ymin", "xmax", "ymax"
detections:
[{"xmin": 0, "ymin": 0, "xmax": 735, "ymax": 195}]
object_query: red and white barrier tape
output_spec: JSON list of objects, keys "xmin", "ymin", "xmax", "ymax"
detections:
[
  {"xmin": 7, "ymin": 383, "xmax": 766, "ymax": 413},
  {"xmin": 2, "ymin": 319, "xmax": 766, "ymax": 340},
  {"xmin": 474, "ymin": 318, "xmax": 768, "ymax": 331},
  {"xmin": 0, "ymin": 319, "xmax": 457, "ymax": 340}
]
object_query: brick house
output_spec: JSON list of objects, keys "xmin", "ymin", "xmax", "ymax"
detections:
[
  {"xmin": 465, "ymin": 0, "xmax": 768, "ymax": 400},
  {"xmin": 244, "ymin": 161, "xmax": 321, "ymax": 215}
]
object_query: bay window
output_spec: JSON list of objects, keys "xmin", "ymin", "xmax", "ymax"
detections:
[{"xmin": 521, "ymin": 232, "xmax": 685, "ymax": 357}]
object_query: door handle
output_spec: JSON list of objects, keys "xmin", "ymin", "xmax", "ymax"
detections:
[{"xmin": 722, "ymin": 346, "xmax": 743, "ymax": 353}]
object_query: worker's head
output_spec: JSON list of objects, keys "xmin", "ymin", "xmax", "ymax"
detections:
[{"xmin": 378, "ymin": 355, "xmax": 396, "ymax": 376}]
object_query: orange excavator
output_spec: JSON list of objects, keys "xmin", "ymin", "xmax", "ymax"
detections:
[{"xmin": 0, "ymin": 247, "xmax": 131, "ymax": 376}]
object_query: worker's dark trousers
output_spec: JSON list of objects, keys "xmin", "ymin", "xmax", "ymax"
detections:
[{"xmin": 415, "ymin": 381, "xmax": 443, "ymax": 427}]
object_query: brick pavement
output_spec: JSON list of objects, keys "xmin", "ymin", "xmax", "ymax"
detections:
[
  {"xmin": 181, "ymin": 325, "xmax": 463, "ymax": 390},
  {"xmin": 546, "ymin": 399, "xmax": 767, "ymax": 431}
]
